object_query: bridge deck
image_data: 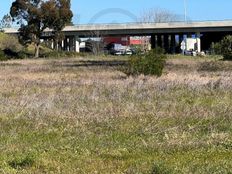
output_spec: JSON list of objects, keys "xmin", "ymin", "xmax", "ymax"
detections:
[{"xmin": 4, "ymin": 20, "xmax": 232, "ymax": 35}]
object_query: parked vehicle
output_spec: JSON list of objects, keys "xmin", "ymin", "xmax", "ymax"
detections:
[
  {"xmin": 184, "ymin": 49, "xmax": 197, "ymax": 56},
  {"xmin": 106, "ymin": 43, "xmax": 134, "ymax": 55},
  {"xmin": 125, "ymin": 48, "xmax": 133, "ymax": 55}
]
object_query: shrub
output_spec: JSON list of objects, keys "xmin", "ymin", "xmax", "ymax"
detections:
[
  {"xmin": 130, "ymin": 45, "xmax": 143, "ymax": 55},
  {"xmin": 0, "ymin": 32, "xmax": 24, "ymax": 60},
  {"xmin": 210, "ymin": 42, "xmax": 222, "ymax": 55},
  {"xmin": 125, "ymin": 48, "xmax": 166, "ymax": 76},
  {"xmin": 8, "ymin": 153, "xmax": 36, "ymax": 169},
  {"xmin": 220, "ymin": 35, "xmax": 232, "ymax": 60},
  {"xmin": 0, "ymin": 32, "xmax": 23, "ymax": 53},
  {"xmin": 212, "ymin": 35, "xmax": 232, "ymax": 60},
  {"xmin": 0, "ymin": 50, "xmax": 7, "ymax": 61}
]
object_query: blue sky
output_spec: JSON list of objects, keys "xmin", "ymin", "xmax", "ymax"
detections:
[{"xmin": 1, "ymin": 0, "xmax": 232, "ymax": 24}]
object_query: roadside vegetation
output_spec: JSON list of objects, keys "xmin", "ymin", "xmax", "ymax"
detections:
[
  {"xmin": 0, "ymin": 32, "xmax": 23, "ymax": 60},
  {"xmin": 0, "ymin": 56, "xmax": 232, "ymax": 173},
  {"xmin": 211, "ymin": 35, "xmax": 232, "ymax": 60},
  {"xmin": 0, "ymin": 32, "xmax": 82, "ymax": 60},
  {"xmin": 125, "ymin": 48, "xmax": 166, "ymax": 76}
]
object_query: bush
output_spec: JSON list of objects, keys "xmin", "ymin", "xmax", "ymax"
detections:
[
  {"xmin": 0, "ymin": 32, "xmax": 23, "ymax": 53},
  {"xmin": 210, "ymin": 42, "xmax": 222, "ymax": 55},
  {"xmin": 0, "ymin": 50, "xmax": 7, "ymax": 61},
  {"xmin": 212, "ymin": 35, "xmax": 232, "ymax": 60},
  {"xmin": 220, "ymin": 35, "xmax": 232, "ymax": 60},
  {"xmin": 0, "ymin": 32, "xmax": 24, "ymax": 60},
  {"xmin": 125, "ymin": 48, "xmax": 166, "ymax": 76}
]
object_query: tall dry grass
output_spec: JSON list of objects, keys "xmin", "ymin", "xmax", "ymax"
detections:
[{"xmin": 0, "ymin": 57, "xmax": 232, "ymax": 173}]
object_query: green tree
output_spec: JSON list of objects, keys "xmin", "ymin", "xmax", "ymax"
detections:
[{"xmin": 10, "ymin": 0, "xmax": 73, "ymax": 58}]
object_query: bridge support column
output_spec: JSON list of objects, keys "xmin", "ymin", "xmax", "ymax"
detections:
[
  {"xmin": 70, "ymin": 36, "xmax": 75, "ymax": 51},
  {"xmin": 151, "ymin": 34, "xmax": 156, "ymax": 49},
  {"xmin": 55, "ymin": 42, "xmax": 59, "ymax": 50},
  {"xmin": 178, "ymin": 34, "xmax": 184, "ymax": 53},
  {"xmin": 64, "ymin": 37, "xmax": 68, "ymax": 51},
  {"xmin": 67, "ymin": 36, "xmax": 72, "ymax": 51},
  {"xmin": 51, "ymin": 39, "xmax": 54, "ymax": 50},
  {"xmin": 65, "ymin": 36, "xmax": 71, "ymax": 51},
  {"xmin": 61, "ymin": 40, "xmax": 64, "ymax": 50},
  {"xmin": 157, "ymin": 34, "xmax": 162, "ymax": 48},
  {"xmin": 196, "ymin": 32, "xmax": 201, "ymax": 53},
  {"xmin": 67, "ymin": 37, "xmax": 70, "ymax": 51},
  {"xmin": 164, "ymin": 35, "xmax": 169, "ymax": 53},
  {"xmin": 75, "ymin": 36, "xmax": 80, "ymax": 53},
  {"xmin": 179, "ymin": 34, "xmax": 184, "ymax": 43},
  {"xmin": 187, "ymin": 33, "xmax": 192, "ymax": 38},
  {"xmin": 171, "ymin": 34, "xmax": 176, "ymax": 54}
]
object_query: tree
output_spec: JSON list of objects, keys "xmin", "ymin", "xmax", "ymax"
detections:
[
  {"xmin": 0, "ymin": 14, "xmax": 12, "ymax": 30},
  {"xmin": 85, "ymin": 30, "xmax": 106, "ymax": 55},
  {"xmin": 10, "ymin": 0, "xmax": 73, "ymax": 58},
  {"xmin": 138, "ymin": 8, "xmax": 180, "ymax": 23}
]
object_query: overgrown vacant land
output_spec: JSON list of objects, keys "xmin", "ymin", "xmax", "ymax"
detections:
[{"xmin": 1, "ymin": 56, "xmax": 232, "ymax": 173}]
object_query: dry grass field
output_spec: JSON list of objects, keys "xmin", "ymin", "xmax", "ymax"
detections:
[{"xmin": 0, "ymin": 56, "xmax": 232, "ymax": 173}]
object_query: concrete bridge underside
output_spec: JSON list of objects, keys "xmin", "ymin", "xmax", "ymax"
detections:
[{"xmin": 4, "ymin": 20, "xmax": 232, "ymax": 53}]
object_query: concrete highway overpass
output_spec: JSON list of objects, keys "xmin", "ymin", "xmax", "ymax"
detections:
[{"xmin": 4, "ymin": 20, "xmax": 232, "ymax": 53}]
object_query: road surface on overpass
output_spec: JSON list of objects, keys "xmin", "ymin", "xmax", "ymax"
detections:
[{"xmin": 4, "ymin": 20, "xmax": 232, "ymax": 35}]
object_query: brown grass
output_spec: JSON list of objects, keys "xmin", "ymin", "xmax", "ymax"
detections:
[{"xmin": 0, "ymin": 56, "xmax": 232, "ymax": 173}]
